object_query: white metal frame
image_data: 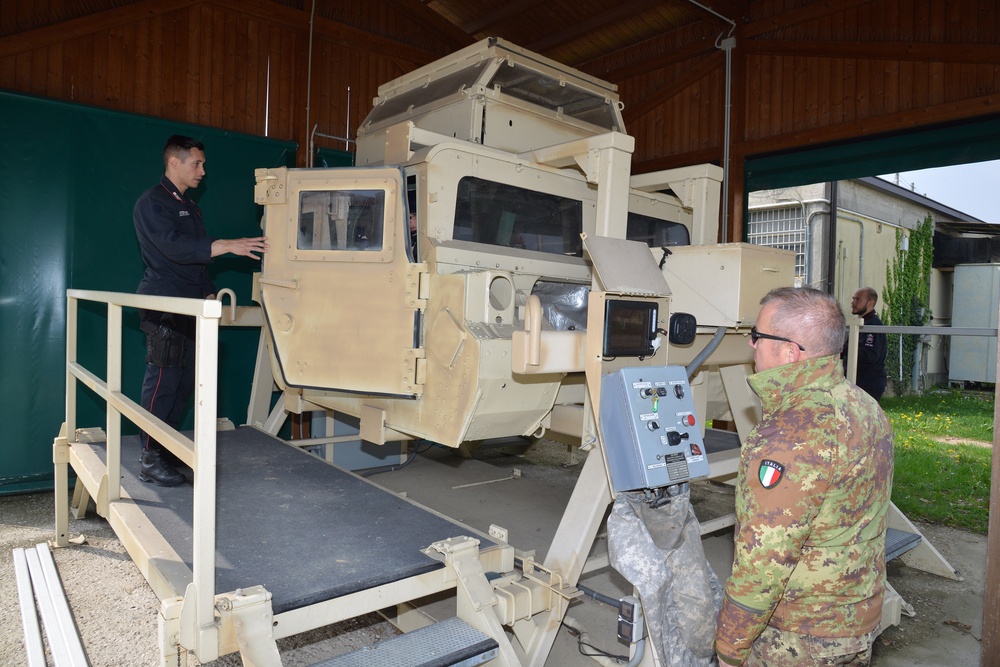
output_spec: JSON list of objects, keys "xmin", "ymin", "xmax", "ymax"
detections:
[
  {"xmin": 53, "ymin": 289, "xmax": 521, "ymax": 666},
  {"xmin": 55, "ymin": 289, "xmax": 225, "ymax": 659}
]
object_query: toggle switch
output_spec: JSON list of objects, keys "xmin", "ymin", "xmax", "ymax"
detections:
[{"xmin": 666, "ymin": 431, "xmax": 690, "ymax": 446}]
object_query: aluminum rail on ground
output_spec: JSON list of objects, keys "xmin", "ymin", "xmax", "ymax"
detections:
[
  {"xmin": 22, "ymin": 543, "xmax": 89, "ymax": 667},
  {"xmin": 13, "ymin": 547, "xmax": 47, "ymax": 667}
]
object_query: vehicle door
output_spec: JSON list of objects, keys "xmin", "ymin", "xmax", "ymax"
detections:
[{"xmin": 255, "ymin": 166, "xmax": 424, "ymax": 397}]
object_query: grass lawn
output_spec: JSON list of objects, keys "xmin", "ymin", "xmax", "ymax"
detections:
[{"xmin": 881, "ymin": 389, "xmax": 994, "ymax": 534}]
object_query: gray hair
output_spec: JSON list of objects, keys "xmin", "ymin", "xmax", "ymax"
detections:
[{"xmin": 761, "ymin": 287, "xmax": 846, "ymax": 357}]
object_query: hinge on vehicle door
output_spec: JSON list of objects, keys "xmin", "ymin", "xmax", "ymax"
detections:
[{"xmin": 405, "ymin": 262, "xmax": 429, "ymax": 309}]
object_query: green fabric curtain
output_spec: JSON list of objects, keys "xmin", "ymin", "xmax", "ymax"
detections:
[{"xmin": 0, "ymin": 91, "xmax": 295, "ymax": 493}]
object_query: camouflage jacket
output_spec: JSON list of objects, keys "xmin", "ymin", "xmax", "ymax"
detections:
[{"xmin": 715, "ymin": 355, "xmax": 894, "ymax": 665}]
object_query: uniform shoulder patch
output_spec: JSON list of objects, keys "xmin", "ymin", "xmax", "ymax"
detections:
[{"xmin": 758, "ymin": 460, "xmax": 785, "ymax": 489}]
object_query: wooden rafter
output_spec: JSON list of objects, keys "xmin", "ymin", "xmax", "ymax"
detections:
[
  {"xmin": 585, "ymin": 37, "xmax": 717, "ymax": 82},
  {"xmin": 738, "ymin": 91, "xmax": 1000, "ymax": 157},
  {"xmin": 622, "ymin": 50, "xmax": 723, "ymax": 123},
  {"xmin": 386, "ymin": 0, "xmax": 475, "ymax": 50},
  {"xmin": 0, "ymin": 0, "xmax": 196, "ymax": 58},
  {"xmin": 633, "ymin": 146, "xmax": 722, "ymax": 173},
  {"xmin": 745, "ymin": 39, "xmax": 1000, "ymax": 65},
  {"xmin": 460, "ymin": 0, "xmax": 539, "ymax": 36},
  {"xmin": 680, "ymin": 0, "xmax": 748, "ymax": 27},
  {"xmin": 526, "ymin": 0, "xmax": 666, "ymax": 56},
  {"xmin": 742, "ymin": 0, "xmax": 873, "ymax": 39},
  {"xmin": 0, "ymin": 0, "xmax": 441, "ymax": 65}
]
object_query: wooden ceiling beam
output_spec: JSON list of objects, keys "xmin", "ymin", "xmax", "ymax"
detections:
[
  {"xmin": 739, "ymin": 92, "xmax": 1000, "ymax": 157},
  {"xmin": 220, "ymin": 0, "xmax": 441, "ymax": 61},
  {"xmin": 622, "ymin": 50, "xmax": 723, "ymax": 123},
  {"xmin": 634, "ymin": 146, "xmax": 721, "ymax": 174},
  {"xmin": 584, "ymin": 37, "xmax": 717, "ymax": 82},
  {"xmin": 388, "ymin": 0, "xmax": 475, "ymax": 50},
  {"xmin": 679, "ymin": 0, "xmax": 749, "ymax": 28},
  {"xmin": 745, "ymin": 39, "xmax": 1000, "ymax": 65},
  {"xmin": 0, "ymin": 0, "xmax": 197, "ymax": 57},
  {"xmin": 527, "ymin": 0, "xmax": 665, "ymax": 56},
  {"xmin": 461, "ymin": 0, "xmax": 540, "ymax": 36},
  {"xmin": 0, "ymin": 0, "xmax": 440, "ymax": 65},
  {"xmin": 742, "ymin": 0, "xmax": 872, "ymax": 39}
]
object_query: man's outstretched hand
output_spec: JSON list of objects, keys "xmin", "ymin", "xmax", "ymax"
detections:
[{"xmin": 211, "ymin": 236, "xmax": 269, "ymax": 259}]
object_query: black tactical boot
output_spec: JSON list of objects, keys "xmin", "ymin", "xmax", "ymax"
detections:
[{"xmin": 139, "ymin": 447, "xmax": 186, "ymax": 486}]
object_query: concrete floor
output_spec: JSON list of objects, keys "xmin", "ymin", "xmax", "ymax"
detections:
[{"xmin": 0, "ymin": 437, "xmax": 988, "ymax": 666}]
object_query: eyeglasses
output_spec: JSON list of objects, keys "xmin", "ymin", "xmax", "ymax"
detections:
[{"xmin": 750, "ymin": 326, "xmax": 805, "ymax": 351}]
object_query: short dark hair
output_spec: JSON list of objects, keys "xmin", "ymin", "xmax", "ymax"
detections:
[
  {"xmin": 761, "ymin": 287, "xmax": 846, "ymax": 357},
  {"xmin": 163, "ymin": 135, "xmax": 204, "ymax": 167},
  {"xmin": 857, "ymin": 286, "xmax": 878, "ymax": 305}
]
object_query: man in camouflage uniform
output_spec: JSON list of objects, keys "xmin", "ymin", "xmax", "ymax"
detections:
[{"xmin": 715, "ymin": 287, "xmax": 894, "ymax": 667}]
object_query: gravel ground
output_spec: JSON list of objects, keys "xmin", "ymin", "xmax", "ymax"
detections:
[
  {"xmin": 0, "ymin": 491, "xmax": 395, "ymax": 667},
  {"xmin": 1, "ymin": 439, "xmax": 989, "ymax": 666}
]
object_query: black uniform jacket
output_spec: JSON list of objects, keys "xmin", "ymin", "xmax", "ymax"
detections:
[{"xmin": 134, "ymin": 175, "xmax": 216, "ymax": 335}]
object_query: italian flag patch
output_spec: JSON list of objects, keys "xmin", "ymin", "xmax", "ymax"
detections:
[{"xmin": 758, "ymin": 460, "xmax": 785, "ymax": 489}]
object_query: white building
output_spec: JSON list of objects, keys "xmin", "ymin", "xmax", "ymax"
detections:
[{"xmin": 748, "ymin": 177, "xmax": 997, "ymax": 390}]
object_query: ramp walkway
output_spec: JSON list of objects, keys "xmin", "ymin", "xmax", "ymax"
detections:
[{"xmin": 84, "ymin": 427, "xmax": 491, "ymax": 614}]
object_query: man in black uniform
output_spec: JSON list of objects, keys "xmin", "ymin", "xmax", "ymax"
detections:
[
  {"xmin": 134, "ymin": 135, "xmax": 268, "ymax": 486},
  {"xmin": 846, "ymin": 286, "xmax": 888, "ymax": 401}
]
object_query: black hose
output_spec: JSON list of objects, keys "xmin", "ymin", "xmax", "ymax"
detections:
[{"xmin": 576, "ymin": 582, "xmax": 620, "ymax": 609}]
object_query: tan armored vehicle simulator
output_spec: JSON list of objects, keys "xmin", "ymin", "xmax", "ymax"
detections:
[
  {"xmin": 252, "ymin": 37, "xmax": 793, "ymax": 452},
  {"xmin": 57, "ymin": 38, "xmax": 823, "ymax": 667}
]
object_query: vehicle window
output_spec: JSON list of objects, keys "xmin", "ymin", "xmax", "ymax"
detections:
[
  {"xmin": 626, "ymin": 212, "xmax": 690, "ymax": 248},
  {"xmin": 454, "ymin": 177, "xmax": 583, "ymax": 257},
  {"xmin": 297, "ymin": 190, "xmax": 385, "ymax": 251},
  {"xmin": 489, "ymin": 61, "xmax": 619, "ymax": 132}
]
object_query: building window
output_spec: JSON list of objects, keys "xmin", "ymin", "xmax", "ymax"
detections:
[{"xmin": 747, "ymin": 206, "xmax": 807, "ymax": 282}]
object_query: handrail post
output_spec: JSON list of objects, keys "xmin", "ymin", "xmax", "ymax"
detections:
[
  {"xmin": 54, "ymin": 295, "xmax": 80, "ymax": 548},
  {"xmin": 66, "ymin": 295, "xmax": 78, "ymax": 436},
  {"xmin": 191, "ymin": 301, "xmax": 221, "ymax": 657},
  {"xmin": 106, "ymin": 303, "xmax": 123, "ymax": 502}
]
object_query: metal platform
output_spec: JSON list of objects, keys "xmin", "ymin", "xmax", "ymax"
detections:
[{"xmin": 88, "ymin": 426, "xmax": 494, "ymax": 614}]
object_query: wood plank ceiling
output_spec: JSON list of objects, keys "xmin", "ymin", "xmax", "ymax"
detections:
[{"xmin": 2, "ymin": 0, "xmax": 1000, "ymax": 235}]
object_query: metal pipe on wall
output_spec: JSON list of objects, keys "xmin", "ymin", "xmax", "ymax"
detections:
[
  {"xmin": 719, "ymin": 36, "xmax": 734, "ymax": 241},
  {"xmin": 305, "ymin": 0, "xmax": 317, "ymax": 167},
  {"xmin": 826, "ymin": 181, "xmax": 839, "ymax": 294},
  {"xmin": 688, "ymin": 0, "xmax": 736, "ymax": 241}
]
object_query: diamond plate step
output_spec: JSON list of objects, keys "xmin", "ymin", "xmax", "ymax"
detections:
[
  {"xmin": 311, "ymin": 616, "xmax": 499, "ymax": 667},
  {"xmin": 885, "ymin": 526, "xmax": 921, "ymax": 562}
]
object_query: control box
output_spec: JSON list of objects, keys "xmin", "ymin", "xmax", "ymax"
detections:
[{"xmin": 599, "ymin": 366, "xmax": 710, "ymax": 492}]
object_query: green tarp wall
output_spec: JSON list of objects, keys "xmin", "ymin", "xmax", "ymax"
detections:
[{"xmin": 0, "ymin": 90, "xmax": 296, "ymax": 494}]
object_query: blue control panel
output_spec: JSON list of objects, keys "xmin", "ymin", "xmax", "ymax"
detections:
[{"xmin": 599, "ymin": 366, "xmax": 710, "ymax": 492}]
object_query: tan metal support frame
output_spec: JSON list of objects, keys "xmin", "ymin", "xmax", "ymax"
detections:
[{"xmin": 428, "ymin": 536, "xmax": 522, "ymax": 667}]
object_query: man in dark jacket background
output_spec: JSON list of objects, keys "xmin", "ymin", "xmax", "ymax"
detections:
[{"xmin": 845, "ymin": 286, "xmax": 888, "ymax": 401}]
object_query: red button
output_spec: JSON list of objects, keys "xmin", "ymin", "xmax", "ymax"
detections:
[{"xmin": 684, "ymin": 414, "xmax": 696, "ymax": 426}]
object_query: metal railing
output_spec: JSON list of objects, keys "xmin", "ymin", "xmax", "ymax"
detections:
[
  {"xmin": 844, "ymin": 321, "xmax": 998, "ymax": 390},
  {"xmin": 58, "ymin": 289, "xmax": 225, "ymax": 659}
]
